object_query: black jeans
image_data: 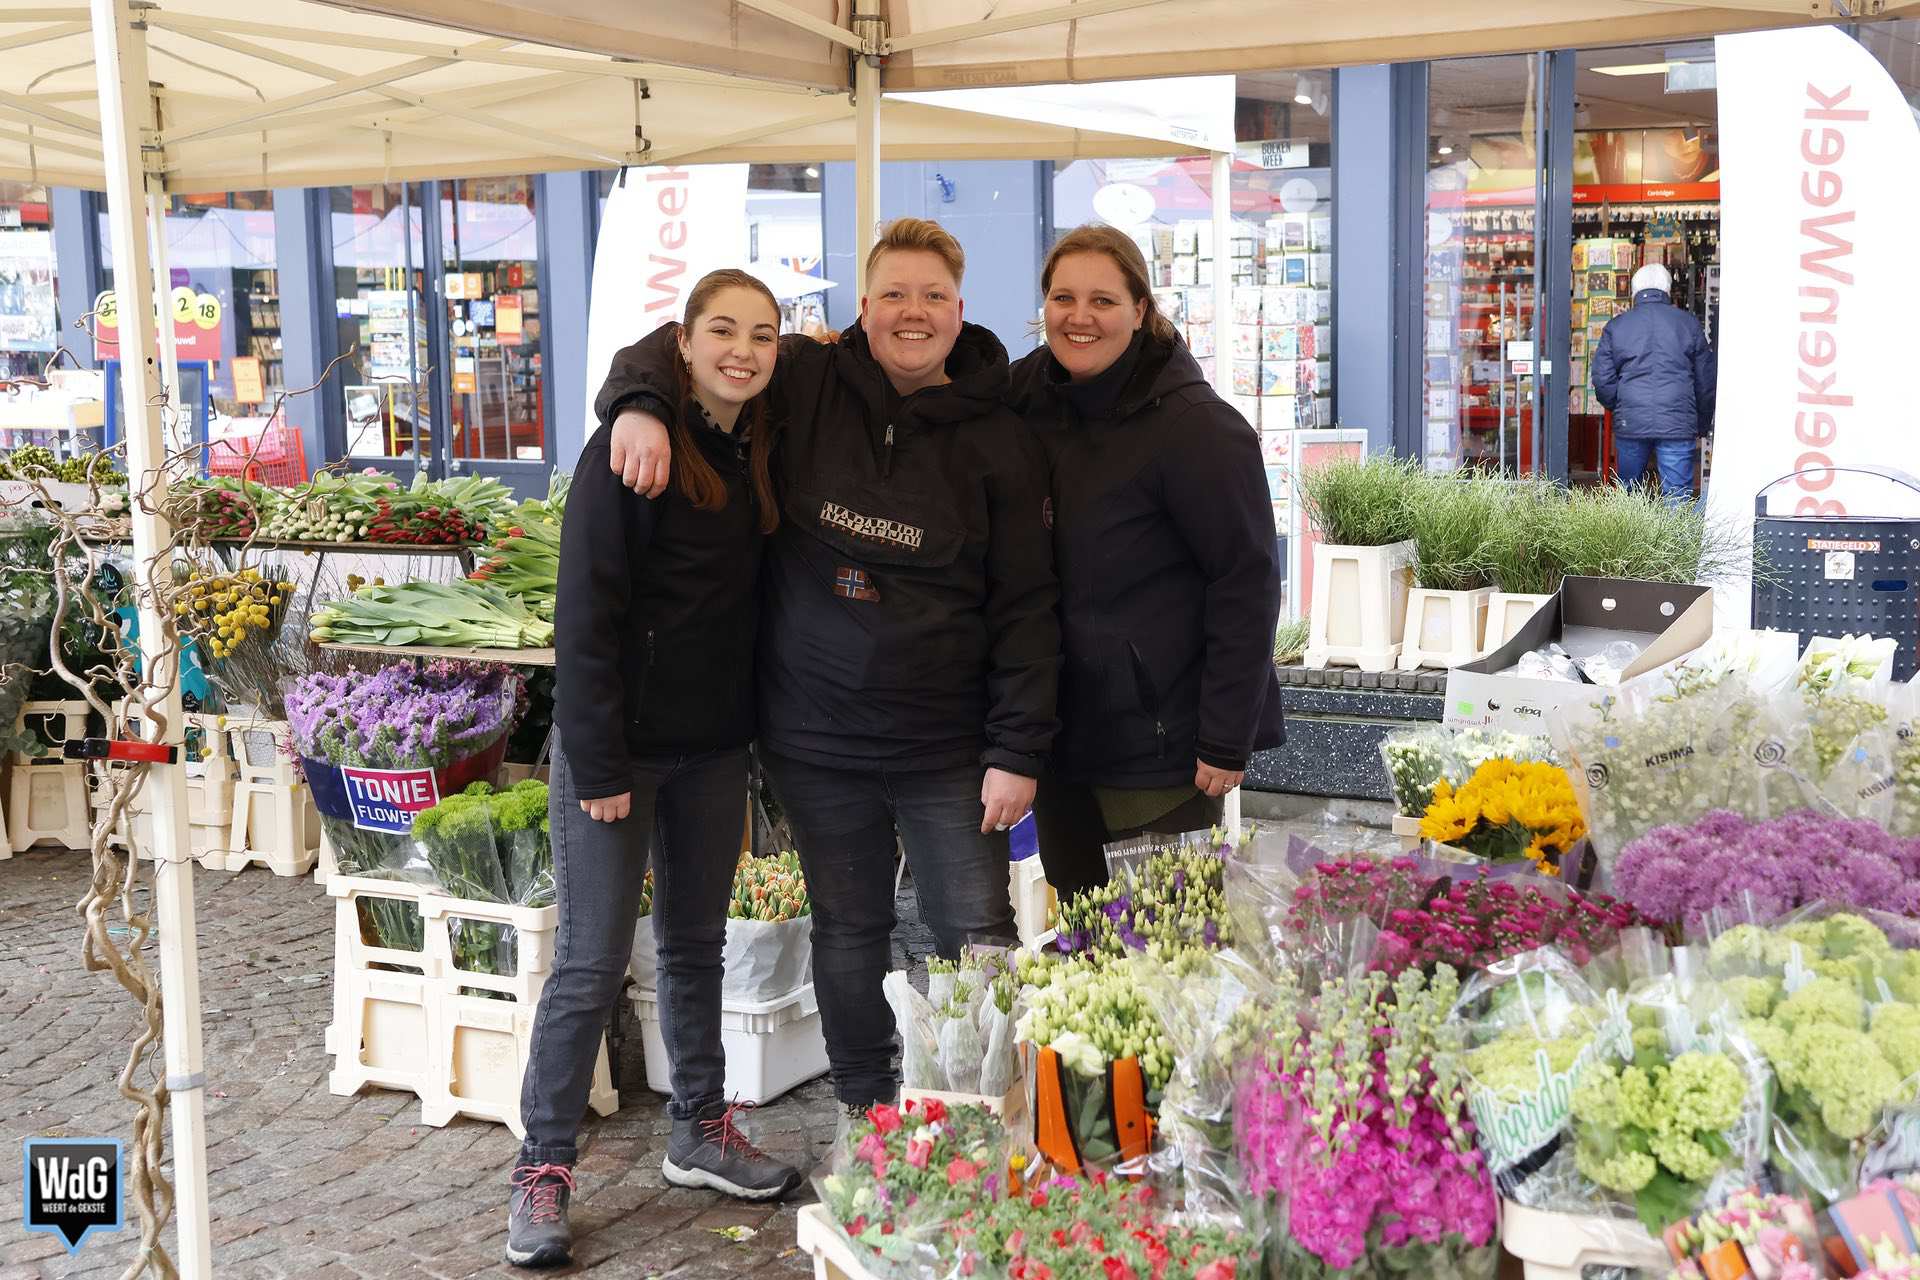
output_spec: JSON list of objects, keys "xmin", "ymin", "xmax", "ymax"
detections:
[
  {"xmin": 517, "ymin": 738, "xmax": 746, "ymax": 1168},
  {"xmin": 1031, "ymin": 774, "xmax": 1224, "ymax": 900},
  {"xmin": 760, "ymin": 748, "xmax": 1017, "ymax": 1108}
]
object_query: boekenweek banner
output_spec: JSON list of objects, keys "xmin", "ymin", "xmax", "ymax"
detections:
[
  {"xmin": 581, "ymin": 163, "xmax": 749, "ymax": 461},
  {"xmin": 1708, "ymin": 26, "xmax": 1920, "ymax": 628}
]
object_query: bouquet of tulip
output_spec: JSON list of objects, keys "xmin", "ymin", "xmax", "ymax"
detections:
[
  {"xmin": 942, "ymin": 1170, "xmax": 1259, "ymax": 1280},
  {"xmin": 1419, "ymin": 757, "xmax": 1588, "ymax": 877},
  {"xmin": 1054, "ymin": 842, "xmax": 1231, "ymax": 960},
  {"xmin": 1613, "ymin": 809, "xmax": 1920, "ymax": 931},
  {"xmin": 1236, "ymin": 964, "xmax": 1499, "ymax": 1280},
  {"xmin": 818, "ymin": 1098, "xmax": 1008, "ymax": 1270},
  {"xmin": 1662, "ymin": 1188, "xmax": 1821, "ymax": 1280},
  {"xmin": 632, "ymin": 851, "xmax": 814, "ymax": 1002}
]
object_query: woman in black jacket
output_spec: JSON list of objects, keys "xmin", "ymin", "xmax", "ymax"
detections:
[
  {"xmin": 506, "ymin": 271, "xmax": 800, "ymax": 1271},
  {"xmin": 1011, "ymin": 224, "xmax": 1285, "ymax": 899}
]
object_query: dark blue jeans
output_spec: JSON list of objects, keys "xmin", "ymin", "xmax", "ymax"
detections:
[
  {"xmin": 517, "ymin": 738, "xmax": 746, "ymax": 1168},
  {"xmin": 760, "ymin": 749, "xmax": 1017, "ymax": 1107},
  {"xmin": 1616, "ymin": 437, "xmax": 1698, "ymax": 502}
]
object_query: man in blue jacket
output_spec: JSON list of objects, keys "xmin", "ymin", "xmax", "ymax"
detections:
[{"xmin": 1591, "ymin": 263, "xmax": 1716, "ymax": 502}]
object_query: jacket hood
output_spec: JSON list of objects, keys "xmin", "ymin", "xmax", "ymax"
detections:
[
  {"xmin": 1633, "ymin": 288, "xmax": 1673, "ymax": 306},
  {"xmin": 837, "ymin": 318, "xmax": 1012, "ymax": 427},
  {"xmin": 1011, "ymin": 329, "xmax": 1210, "ymax": 423}
]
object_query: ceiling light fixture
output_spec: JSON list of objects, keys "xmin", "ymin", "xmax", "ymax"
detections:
[
  {"xmin": 1438, "ymin": 142, "xmax": 1454, "ymax": 156},
  {"xmin": 1591, "ymin": 60, "xmax": 1678, "ymax": 76},
  {"xmin": 1294, "ymin": 73, "xmax": 1313, "ymax": 105}
]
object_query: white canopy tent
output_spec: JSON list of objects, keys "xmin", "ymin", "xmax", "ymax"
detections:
[{"xmin": 14, "ymin": 0, "xmax": 1920, "ymax": 1273}]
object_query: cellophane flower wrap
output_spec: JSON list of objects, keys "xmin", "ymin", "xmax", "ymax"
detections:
[
  {"xmin": 1661, "ymin": 1187, "xmax": 1821, "ymax": 1280},
  {"xmin": 1455, "ymin": 948, "xmax": 1627, "ymax": 1213},
  {"xmin": 1053, "ymin": 838, "xmax": 1234, "ymax": 960},
  {"xmin": 1703, "ymin": 906, "xmax": 1920, "ymax": 1206},
  {"xmin": 1890, "ymin": 680, "xmax": 1920, "ymax": 839},
  {"xmin": 285, "ymin": 658, "xmax": 521, "ymax": 882},
  {"xmin": 1566, "ymin": 975, "xmax": 1770, "ymax": 1234},
  {"xmin": 408, "ymin": 779, "xmax": 552, "ymax": 981},
  {"xmin": 1418, "ymin": 758, "xmax": 1587, "ymax": 877},
  {"xmin": 1235, "ymin": 963, "xmax": 1499, "ymax": 1280},
  {"xmin": 1380, "ymin": 726, "xmax": 1555, "ymax": 820},
  {"xmin": 941, "ymin": 1170, "xmax": 1260, "ymax": 1280},
  {"xmin": 889, "ymin": 950, "xmax": 1020, "ymax": 1100},
  {"xmin": 1613, "ymin": 809, "xmax": 1920, "ymax": 931},
  {"xmin": 818, "ymin": 1098, "xmax": 1007, "ymax": 1275}
]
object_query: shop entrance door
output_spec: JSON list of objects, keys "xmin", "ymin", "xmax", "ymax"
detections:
[{"xmin": 431, "ymin": 178, "xmax": 550, "ymax": 500}]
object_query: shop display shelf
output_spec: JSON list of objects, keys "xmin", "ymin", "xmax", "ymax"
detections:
[{"xmin": 315, "ymin": 641, "xmax": 555, "ymax": 667}]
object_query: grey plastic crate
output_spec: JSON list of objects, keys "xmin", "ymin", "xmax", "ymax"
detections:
[{"xmin": 1750, "ymin": 466, "xmax": 1920, "ymax": 682}]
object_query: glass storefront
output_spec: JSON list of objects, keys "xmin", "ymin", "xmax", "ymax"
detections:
[
  {"xmin": 441, "ymin": 177, "xmax": 543, "ymax": 465},
  {"xmin": 331, "ymin": 182, "xmax": 432, "ymax": 466},
  {"xmin": 100, "ymin": 191, "xmax": 281, "ymax": 419},
  {"xmin": 0, "ymin": 182, "xmax": 57, "ymax": 385}
]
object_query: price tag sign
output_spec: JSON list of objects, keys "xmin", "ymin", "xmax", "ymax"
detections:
[{"xmin": 231, "ymin": 355, "xmax": 264, "ymax": 405}]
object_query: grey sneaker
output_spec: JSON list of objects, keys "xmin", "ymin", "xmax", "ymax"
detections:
[
  {"xmin": 663, "ymin": 1100, "xmax": 801, "ymax": 1201},
  {"xmin": 505, "ymin": 1163, "xmax": 575, "ymax": 1268}
]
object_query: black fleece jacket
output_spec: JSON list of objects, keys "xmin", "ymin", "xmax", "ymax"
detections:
[
  {"xmin": 1009, "ymin": 331, "xmax": 1284, "ymax": 786},
  {"xmin": 595, "ymin": 321, "xmax": 1060, "ymax": 775},
  {"xmin": 554, "ymin": 405, "xmax": 765, "ymax": 800}
]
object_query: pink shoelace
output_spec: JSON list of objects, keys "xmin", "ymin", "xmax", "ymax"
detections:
[
  {"xmin": 701, "ymin": 1100, "xmax": 771, "ymax": 1159},
  {"xmin": 510, "ymin": 1163, "xmax": 576, "ymax": 1225}
]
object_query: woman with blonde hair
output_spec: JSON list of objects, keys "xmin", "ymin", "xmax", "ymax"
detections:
[{"xmin": 1010, "ymin": 223, "xmax": 1284, "ymax": 897}]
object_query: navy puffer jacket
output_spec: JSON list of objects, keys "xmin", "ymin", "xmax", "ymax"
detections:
[{"xmin": 1590, "ymin": 289, "xmax": 1717, "ymax": 440}]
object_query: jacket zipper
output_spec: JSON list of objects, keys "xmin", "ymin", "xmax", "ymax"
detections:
[
  {"xmin": 882, "ymin": 423, "xmax": 895, "ymax": 477},
  {"xmin": 632, "ymin": 629, "xmax": 656, "ymax": 722},
  {"xmin": 1127, "ymin": 642, "xmax": 1168, "ymax": 760}
]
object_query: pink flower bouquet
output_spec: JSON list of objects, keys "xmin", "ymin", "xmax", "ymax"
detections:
[{"xmin": 819, "ymin": 1098, "xmax": 1008, "ymax": 1270}]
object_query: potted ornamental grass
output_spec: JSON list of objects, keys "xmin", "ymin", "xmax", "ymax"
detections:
[
  {"xmin": 1550, "ymin": 484, "xmax": 1744, "ymax": 587},
  {"xmin": 1480, "ymin": 476, "xmax": 1568, "ymax": 655},
  {"xmin": 1299, "ymin": 453, "xmax": 1424, "ymax": 672},
  {"xmin": 1400, "ymin": 472, "xmax": 1502, "ymax": 670}
]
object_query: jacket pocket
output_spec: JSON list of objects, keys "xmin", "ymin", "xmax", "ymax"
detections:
[
  {"xmin": 787, "ymin": 481, "xmax": 965, "ymax": 570},
  {"xmin": 1126, "ymin": 641, "xmax": 1169, "ymax": 761}
]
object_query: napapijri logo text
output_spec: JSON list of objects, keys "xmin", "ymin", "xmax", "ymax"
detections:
[{"xmin": 819, "ymin": 501, "xmax": 924, "ymax": 550}]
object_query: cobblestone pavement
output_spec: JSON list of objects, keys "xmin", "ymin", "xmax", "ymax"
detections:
[{"xmin": 0, "ymin": 800, "xmax": 1387, "ymax": 1280}]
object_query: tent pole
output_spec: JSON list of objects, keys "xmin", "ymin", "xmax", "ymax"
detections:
[
  {"xmin": 89, "ymin": 2, "xmax": 213, "ymax": 1276},
  {"xmin": 852, "ymin": 0, "xmax": 881, "ymax": 297},
  {"xmin": 1209, "ymin": 147, "xmax": 1243, "ymax": 838}
]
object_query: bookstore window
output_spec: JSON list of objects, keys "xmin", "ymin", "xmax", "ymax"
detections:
[
  {"xmin": 0, "ymin": 182, "xmax": 56, "ymax": 386},
  {"xmin": 442, "ymin": 176, "xmax": 543, "ymax": 464},
  {"xmin": 331, "ymin": 183, "xmax": 431, "ymax": 462}
]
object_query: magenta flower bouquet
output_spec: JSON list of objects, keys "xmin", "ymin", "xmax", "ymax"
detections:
[
  {"xmin": 1611, "ymin": 809, "xmax": 1920, "ymax": 931},
  {"xmin": 1236, "ymin": 965, "xmax": 1498, "ymax": 1280}
]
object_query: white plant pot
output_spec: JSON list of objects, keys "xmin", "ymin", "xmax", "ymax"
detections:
[
  {"xmin": 1303, "ymin": 539, "xmax": 1415, "ymax": 673},
  {"xmin": 1481, "ymin": 592, "xmax": 1555, "ymax": 657},
  {"xmin": 1399, "ymin": 586, "xmax": 1493, "ymax": 671},
  {"xmin": 1391, "ymin": 814, "xmax": 1424, "ymax": 853}
]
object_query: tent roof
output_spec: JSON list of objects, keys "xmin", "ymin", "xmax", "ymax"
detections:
[
  {"xmin": 0, "ymin": 1, "xmax": 1213, "ymax": 193},
  {"xmin": 326, "ymin": 0, "xmax": 1920, "ymax": 90}
]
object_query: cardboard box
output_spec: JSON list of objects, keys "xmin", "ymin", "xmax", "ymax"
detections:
[{"xmin": 1443, "ymin": 578, "xmax": 1715, "ymax": 733}]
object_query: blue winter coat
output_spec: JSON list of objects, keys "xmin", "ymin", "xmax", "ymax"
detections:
[{"xmin": 1590, "ymin": 290, "xmax": 1717, "ymax": 440}]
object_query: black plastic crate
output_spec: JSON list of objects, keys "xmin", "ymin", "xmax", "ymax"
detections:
[{"xmin": 1750, "ymin": 467, "xmax": 1920, "ymax": 681}]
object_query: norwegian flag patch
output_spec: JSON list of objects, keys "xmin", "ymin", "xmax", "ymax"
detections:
[{"xmin": 833, "ymin": 566, "xmax": 881, "ymax": 602}]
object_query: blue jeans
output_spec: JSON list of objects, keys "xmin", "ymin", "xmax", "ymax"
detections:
[
  {"xmin": 518, "ymin": 738, "xmax": 746, "ymax": 1168},
  {"xmin": 760, "ymin": 749, "xmax": 1017, "ymax": 1107},
  {"xmin": 1615, "ymin": 437, "xmax": 1697, "ymax": 502}
]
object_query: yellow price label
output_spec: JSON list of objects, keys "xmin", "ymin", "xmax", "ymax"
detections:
[
  {"xmin": 192, "ymin": 292, "xmax": 222, "ymax": 330},
  {"xmin": 171, "ymin": 286, "xmax": 197, "ymax": 324},
  {"xmin": 93, "ymin": 289, "xmax": 118, "ymax": 328}
]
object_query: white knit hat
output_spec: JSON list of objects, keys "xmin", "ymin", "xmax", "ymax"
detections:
[{"xmin": 1632, "ymin": 263, "xmax": 1672, "ymax": 295}]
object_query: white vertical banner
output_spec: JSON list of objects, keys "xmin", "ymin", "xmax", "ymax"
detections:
[
  {"xmin": 581, "ymin": 163, "xmax": 750, "ymax": 458},
  {"xmin": 1709, "ymin": 27, "xmax": 1920, "ymax": 627}
]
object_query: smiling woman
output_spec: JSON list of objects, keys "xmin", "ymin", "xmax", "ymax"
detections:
[{"xmin": 861, "ymin": 218, "xmax": 966, "ymax": 394}]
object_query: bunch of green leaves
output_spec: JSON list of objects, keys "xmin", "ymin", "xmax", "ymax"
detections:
[
  {"xmin": 1407, "ymin": 472, "xmax": 1503, "ymax": 591},
  {"xmin": 411, "ymin": 779, "xmax": 552, "ymax": 983},
  {"xmin": 1550, "ymin": 486, "xmax": 1746, "ymax": 586},
  {"xmin": 1273, "ymin": 617, "xmax": 1309, "ymax": 667},
  {"xmin": 1482, "ymin": 476, "xmax": 1569, "ymax": 595},
  {"xmin": 1298, "ymin": 452, "xmax": 1424, "ymax": 547}
]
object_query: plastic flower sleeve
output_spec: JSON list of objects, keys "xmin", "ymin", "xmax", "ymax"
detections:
[
  {"xmin": 938, "ymin": 980, "xmax": 987, "ymax": 1095},
  {"xmin": 1454, "ymin": 947, "xmax": 1620, "ymax": 1214},
  {"xmin": 814, "ymin": 1098, "xmax": 1009, "ymax": 1278},
  {"xmin": 977, "ymin": 977, "xmax": 1019, "ymax": 1101},
  {"xmin": 884, "ymin": 970, "xmax": 947, "ymax": 1093},
  {"xmin": 1888, "ymin": 680, "xmax": 1920, "ymax": 838},
  {"xmin": 1381, "ymin": 725, "xmax": 1464, "ymax": 818}
]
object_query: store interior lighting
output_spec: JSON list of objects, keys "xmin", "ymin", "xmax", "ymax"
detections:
[
  {"xmin": 1294, "ymin": 73, "xmax": 1313, "ymax": 105},
  {"xmin": 1591, "ymin": 60, "xmax": 1680, "ymax": 76}
]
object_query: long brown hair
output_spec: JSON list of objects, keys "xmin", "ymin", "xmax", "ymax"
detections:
[
  {"xmin": 1040, "ymin": 224, "xmax": 1180, "ymax": 344},
  {"xmin": 671, "ymin": 268, "xmax": 780, "ymax": 532}
]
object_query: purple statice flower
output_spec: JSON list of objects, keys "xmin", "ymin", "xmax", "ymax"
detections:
[{"xmin": 1613, "ymin": 808, "xmax": 1920, "ymax": 930}]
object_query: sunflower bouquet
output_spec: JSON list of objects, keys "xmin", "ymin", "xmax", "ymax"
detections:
[{"xmin": 1420, "ymin": 758, "xmax": 1587, "ymax": 877}]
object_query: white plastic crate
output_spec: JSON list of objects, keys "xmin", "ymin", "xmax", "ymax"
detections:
[
  {"xmin": 11, "ymin": 700, "xmax": 88, "ymax": 766},
  {"xmin": 8, "ymin": 759, "xmax": 91, "ymax": 850},
  {"xmin": 420, "ymin": 894, "xmax": 555, "ymax": 1007},
  {"xmin": 223, "ymin": 718, "xmax": 319, "ymax": 877},
  {"xmin": 1010, "ymin": 858, "xmax": 1054, "ymax": 948},
  {"xmin": 628, "ymin": 982, "xmax": 828, "ymax": 1105},
  {"xmin": 1499, "ymin": 1201, "xmax": 1667, "ymax": 1280},
  {"xmin": 419, "ymin": 989, "xmax": 617, "ymax": 1138},
  {"xmin": 326, "ymin": 965, "xmax": 438, "ymax": 1101}
]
